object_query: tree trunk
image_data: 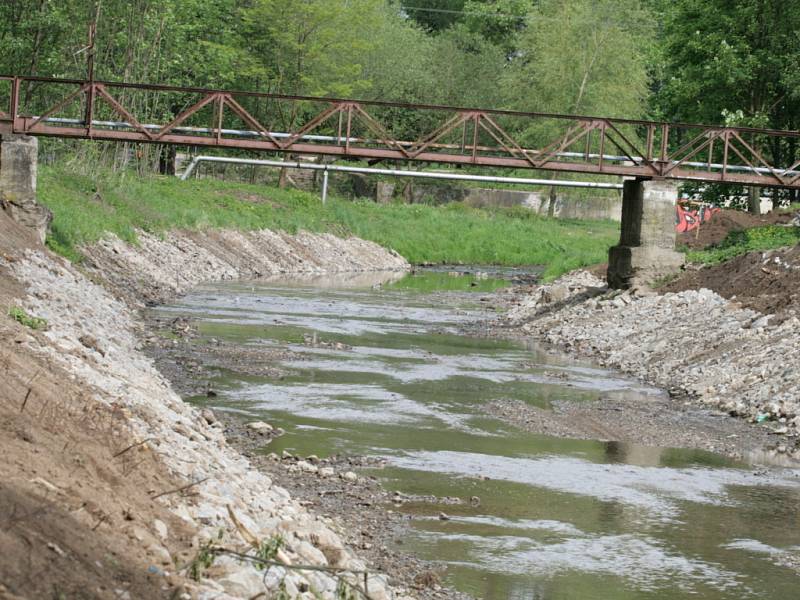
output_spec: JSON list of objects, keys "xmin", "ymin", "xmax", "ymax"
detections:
[
  {"xmin": 747, "ymin": 186, "xmax": 761, "ymax": 215},
  {"xmin": 158, "ymin": 145, "xmax": 176, "ymax": 176}
]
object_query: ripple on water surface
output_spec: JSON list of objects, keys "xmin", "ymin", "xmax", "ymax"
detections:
[{"xmin": 155, "ymin": 272, "xmax": 800, "ymax": 600}]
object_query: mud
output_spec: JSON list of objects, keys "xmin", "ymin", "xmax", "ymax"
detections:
[
  {"xmin": 665, "ymin": 243, "xmax": 800, "ymax": 317},
  {"xmin": 144, "ymin": 314, "xmax": 301, "ymax": 397},
  {"xmin": 485, "ymin": 391, "xmax": 780, "ymax": 464}
]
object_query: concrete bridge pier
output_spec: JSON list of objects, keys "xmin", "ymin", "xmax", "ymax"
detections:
[
  {"xmin": 0, "ymin": 134, "xmax": 51, "ymax": 243},
  {"xmin": 607, "ymin": 178, "xmax": 683, "ymax": 289}
]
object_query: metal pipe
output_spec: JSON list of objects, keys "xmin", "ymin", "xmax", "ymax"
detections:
[
  {"xmin": 179, "ymin": 155, "xmax": 624, "ymax": 189},
  {"xmin": 321, "ymin": 168, "xmax": 329, "ymax": 204}
]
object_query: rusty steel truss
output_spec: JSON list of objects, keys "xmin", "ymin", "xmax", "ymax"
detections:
[{"xmin": 2, "ymin": 75, "xmax": 800, "ymax": 188}]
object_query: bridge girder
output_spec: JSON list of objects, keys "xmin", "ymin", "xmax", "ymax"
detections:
[{"xmin": 2, "ymin": 75, "xmax": 800, "ymax": 189}]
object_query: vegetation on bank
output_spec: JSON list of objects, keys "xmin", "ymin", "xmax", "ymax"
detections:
[
  {"xmin": 7, "ymin": 306, "xmax": 48, "ymax": 330},
  {"xmin": 38, "ymin": 168, "xmax": 618, "ymax": 280},
  {"xmin": 685, "ymin": 225, "xmax": 800, "ymax": 265}
]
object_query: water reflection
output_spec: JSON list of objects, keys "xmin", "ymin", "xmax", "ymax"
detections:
[{"xmin": 154, "ymin": 274, "xmax": 800, "ymax": 599}]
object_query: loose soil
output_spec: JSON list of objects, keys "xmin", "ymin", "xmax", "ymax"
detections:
[
  {"xmin": 665, "ymin": 243, "xmax": 800, "ymax": 317},
  {"xmin": 0, "ymin": 216, "xmax": 195, "ymax": 600},
  {"xmin": 677, "ymin": 208, "xmax": 794, "ymax": 250}
]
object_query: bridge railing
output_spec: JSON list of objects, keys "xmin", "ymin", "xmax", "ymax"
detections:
[{"xmin": 2, "ymin": 75, "xmax": 800, "ymax": 189}]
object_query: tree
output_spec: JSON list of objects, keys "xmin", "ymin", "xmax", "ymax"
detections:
[
  {"xmin": 653, "ymin": 0, "xmax": 800, "ymax": 210},
  {"xmin": 400, "ymin": 0, "xmax": 467, "ymax": 32},
  {"xmin": 501, "ymin": 0, "xmax": 652, "ymax": 213},
  {"xmin": 463, "ymin": 0, "xmax": 530, "ymax": 54}
]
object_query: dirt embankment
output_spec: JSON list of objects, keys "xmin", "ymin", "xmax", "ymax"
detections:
[
  {"xmin": 677, "ymin": 208, "xmax": 794, "ymax": 250},
  {"xmin": 0, "ymin": 218, "xmax": 193, "ymax": 599},
  {"xmin": 665, "ymin": 244, "xmax": 800, "ymax": 318},
  {"xmin": 0, "ymin": 214, "xmax": 413, "ymax": 600}
]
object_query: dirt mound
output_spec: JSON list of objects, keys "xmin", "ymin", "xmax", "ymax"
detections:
[
  {"xmin": 678, "ymin": 209, "xmax": 794, "ymax": 250},
  {"xmin": 665, "ymin": 244, "xmax": 800, "ymax": 316}
]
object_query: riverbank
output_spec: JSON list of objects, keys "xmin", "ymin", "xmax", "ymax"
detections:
[
  {"xmin": 39, "ymin": 167, "xmax": 618, "ymax": 279},
  {"xmin": 0, "ymin": 207, "xmax": 415, "ymax": 599},
  {"xmin": 488, "ymin": 267, "xmax": 800, "ymax": 463},
  {"xmin": 138, "ymin": 264, "xmax": 800, "ymax": 597}
]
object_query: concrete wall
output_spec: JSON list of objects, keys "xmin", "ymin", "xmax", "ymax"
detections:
[
  {"xmin": 375, "ymin": 181, "xmax": 621, "ymax": 221},
  {"xmin": 183, "ymin": 155, "xmax": 622, "ymax": 221},
  {"xmin": 462, "ymin": 187, "xmax": 622, "ymax": 221},
  {"xmin": 0, "ymin": 134, "xmax": 51, "ymax": 243}
]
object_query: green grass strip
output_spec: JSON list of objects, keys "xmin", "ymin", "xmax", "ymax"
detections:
[{"xmin": 38, "ymin": 167, "xmax": 619, "ymax": 280}]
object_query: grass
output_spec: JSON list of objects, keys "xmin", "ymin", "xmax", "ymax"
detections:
[
  {"xmin": 686, "ymin": 225, "xmax": 800, "ymax": 265},
  {"xmin": 8, "ymin": 306, "xmax": 48, "ymax": 330},
  {"xmin": 38, "ymin": 166, "xmax": 619, "ymax": 279}
]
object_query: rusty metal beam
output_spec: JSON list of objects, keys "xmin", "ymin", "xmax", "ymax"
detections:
[{"xmin": 4, "ymin": 75, "xmax": 800, "ymax": 189}]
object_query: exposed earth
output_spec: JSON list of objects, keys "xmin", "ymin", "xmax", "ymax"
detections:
[
  {"xmin": 676, "ymin": 207, "xmax": 796, "ymax": 250},
  {"xmin": 665, "ymin": 243, "xmax": 800, "ymax": 317},
  {"xmin": 3, "ymin": 194, "xmax": 800, "ymax": 598}
]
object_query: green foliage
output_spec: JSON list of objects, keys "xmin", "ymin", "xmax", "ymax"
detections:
[
  {"xmin": 253, "ymin": 535, "xmax": 284, "ymax": 569},
  {"xmin": 38, "ymin": 167, "xmax": 617, "ymax": 279},
  {"xmin": 188, "ymin": 540, "xmax": 216, "ymax": 581},
  {"xmin": 463, "ymin": 0, "xmax": 530, "ymax": 53},
  {"xmin": 8, "ymin": 306, "xmax": 48, "ymax": 330},
  {"xmin": 335, "ymin": 578, "xmax": 358, "ymax": 600},
  {"xmin": 401, "ymin": 0, "xmax": 467, "ymax": 32},
  {"xmin": 503, "ymin": 0, "xmax": 652, "ymax": 120},
  {"xmin": 652, "ymin": 0, "xmax": 800, "ymax": 208},
  {"xmin": 686, "ymin": 226, "xmax": 800, "ymax": 265}
]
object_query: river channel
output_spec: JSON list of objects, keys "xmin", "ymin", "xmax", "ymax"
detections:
[{"xmin": 154, "ymin": 270, "xmax": 800, "ymax": 599}]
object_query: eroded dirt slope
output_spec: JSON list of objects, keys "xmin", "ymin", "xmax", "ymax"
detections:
[
  {"xmin": 665, "ymin": 244, "xmax": 800, "ymax": 317},
  {"xmin": 0, "ymin": 216, "xmax": 193, "ymax": 599}
]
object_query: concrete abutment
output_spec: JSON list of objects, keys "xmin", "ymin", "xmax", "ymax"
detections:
[
  {"xmin": 0, "ymin": 133, "xmax": 51, "ymax": 244},
  {"xmin": 607, "ymin": 178, "xmax": 684, "ymax": 289}
]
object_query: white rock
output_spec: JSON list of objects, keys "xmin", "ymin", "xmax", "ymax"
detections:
[{"xmin": 246, "ymin": 421, "xmax": 273, "ymax": 433}]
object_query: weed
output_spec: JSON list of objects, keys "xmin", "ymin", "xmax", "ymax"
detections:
[
  {"xmin": 187, "ymin": 529, "xmax": 223, "ymax": 581},
  {"xmin": 188, "ymin": 541, "xmax": 216, "ymax": 581},
  {"xmin": 686, "ymin": 225, "xmax": 800, "ymax": 265},
  {"xmin": 8, "ymin": 306, "xmax": 48, "ymax": 330},
  {"xmin": 274, "ymin": 580, "xmax": 291, "ymax": 600},
  {"xmin": 253, "ymin": 534, "xmax": 284, "ymax": 570},
  {"xmin": 650, "ymin": 272, "xmax": 680, "ymax": 288},
  {"xmin": 335, "ymin": 579, "xmax": 358, "ymax": 600}
]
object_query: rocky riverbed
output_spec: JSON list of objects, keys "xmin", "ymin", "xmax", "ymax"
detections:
[
  {"xmin": 489, "ymin": 268, "xmax": 800, "ymax": 463},
  {"xmin": 1, "ymin": 221, "xmax": 413, "ymax": 599},
  {"xmin": 141, "ymin": 294, "xmax": 476, "ymax": 600}
]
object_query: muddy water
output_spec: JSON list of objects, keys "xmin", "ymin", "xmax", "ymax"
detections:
[{"xmin": 155, "ymin": 271, "xmax": 800, "ymax": 599}]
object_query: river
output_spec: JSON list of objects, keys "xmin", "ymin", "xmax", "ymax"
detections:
[{"xmin": 153, "ymin": 270, "xmax": 800, "ymax": 599}]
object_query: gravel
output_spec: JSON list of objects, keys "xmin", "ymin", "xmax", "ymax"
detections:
[
  {"xmin": 496, "ymin": 270, "xmax": 800, "ymax": 461},
  {"xmin": 10, "ymin": 230, "xmax": 414, "ymax": 600}
]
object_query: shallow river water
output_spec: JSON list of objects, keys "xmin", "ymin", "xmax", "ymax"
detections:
[{"xmin": 156, "ymin": 271, "xmax": 800, "ymax": 599}]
